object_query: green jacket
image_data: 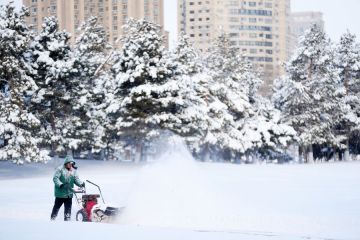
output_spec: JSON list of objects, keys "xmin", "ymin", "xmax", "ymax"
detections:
[{"xmin": 53, "ymin": 158, "xmax": 83, "ymax": 198}]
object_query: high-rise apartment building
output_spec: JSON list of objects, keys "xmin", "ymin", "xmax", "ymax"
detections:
[
  {"xmin": 178, "ymin": 0, "xmax": 291, "ymax": 91},
  {"xmin": 290, "ymin": 11, "xmax": 324, "ymax": 50},
  {"xmin": 23, "ymin": 0, "xmax": 166, "ymax": 46}
]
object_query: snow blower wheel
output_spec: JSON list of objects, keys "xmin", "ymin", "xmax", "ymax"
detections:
[{"xmin": 76, "ymin": 209, "xmax": 89, "ymax": 222}]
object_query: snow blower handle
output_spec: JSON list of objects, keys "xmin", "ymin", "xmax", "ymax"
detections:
[
  {"xmin": 86, "ymin": 180, "xmax": 105, "ymax": 204},
  {"xmin": 73, "ymin": 189, "xmax": 85, "ymax": 194}
]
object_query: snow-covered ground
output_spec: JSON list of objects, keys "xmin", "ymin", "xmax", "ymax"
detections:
[{"xmin": 0, "ymin": 146, "xmax": 359, "ymax": 240}]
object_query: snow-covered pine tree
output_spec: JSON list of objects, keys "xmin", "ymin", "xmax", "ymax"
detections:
[
  {"xmin": 203, "ymin": 33, "xmax": 255, "ymax": 162},
  {"xmin": 240, "ymin": 97, "xmax": 297, "ymax": 162},
  {"xmin": 335, "ymin": 31, "xmax": 360, "ymax": 161},
  {"xmin": 70, "ymin": 16, "xmax": 112, "ymax": 157},
  {"xmin": 237, "ymin": 61, "xmax": 263, "ymax": 104},
  {"xmin": 232, "ymin": 61, "xmax": 296, "ymax": 162},
  {"xmin": 27, "ymin": 16, "xmax": 76, "ymax": 156},
  {"xmin": 273, "ymin": 25, "xmax": 340, "ymax": 162},
  {"xmin": 168, "ymin": 33, "xmax": 213, "ymax": 158},
  {"xmin": 0, "ymin": 3, "xmax": 49, "ymax": 163},
  {"xmin": 169, "ymin": 33, "xmax": 209, "ymax": 136},
  {"xmin": 109, "ymin": 19, "xmax": 178, "ymax": 161},
  {"xmin": 172, "ymin": 32, "xmax": 202, "ymax": 76}
]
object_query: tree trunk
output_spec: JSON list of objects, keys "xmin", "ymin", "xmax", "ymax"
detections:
[
  {"xmin": 332, "ymin": 146, "xmax": 338, "ymax": 162},
  {"xmin": 134, "ymin": 141, "xmax": 143, "ymax": 163},
  {"xmin": 53, "ymin": 154, "xmax": 59, "ymax": 169},
  {"xmin": 245, "ymin": 153, "xmax": 250, "ymax": 164},
  {"xmin": 104, "ymin": 145, "xmax": 110, "ymax": 160},
  {"xmin": 307, "ymin": 145, "xmax": 314, "ymax": 163},
  {"xmin": 344, "ymin": 138, "xmax": 350, "ymax": 161},
  {"xmin": 203, "ymin": 143, "xmax": 210, "ymax": 162},
  {"xmin": 298, "ymin": 145, "xmax": 304, "ymax": 163}
]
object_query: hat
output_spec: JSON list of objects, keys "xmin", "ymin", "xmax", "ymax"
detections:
[{"xmin": 64, "ymin": 156, "xmax": 77, "ymax": 169}]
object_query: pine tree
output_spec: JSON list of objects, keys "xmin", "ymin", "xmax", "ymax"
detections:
[
  {"xmin": 240, "ymin": 98, "xmax": 297, "ymax": 162},
  {"xmin": 335, "ymin": 31, "xmax": 360, "ymax": 161},
  {"xmin": 169, "ymin": 33, "xmax": 209, "ymax": 141},
  {"xmin": 202, "ymin": 33, "xmax": 254, "ymax": 161},
  {"xmin": 273, "ymin": 26, "xmax": 340, "ymax": 162},
  {"xmin": 27, "ymin": 16, "xmax": 75, "ymax": 155},
  {"xmin": 109, "ymin": 19, "xmax": 178, "ymax": 161},
  {"xmin": 0, "ymin": 3, "xmax": 48, "ymax": 163},
  {"xmin": 69, "ymin": 16, "xmax": 112, "ymax": 157},
  {"xmin": 172, "ymin": 32, "xmax": 202, "ymax": 75}
]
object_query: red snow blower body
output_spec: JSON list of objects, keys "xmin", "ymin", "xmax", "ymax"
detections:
[{"xmin": 74, "ymin": 180, "xmax": 121, "ymax": 223}]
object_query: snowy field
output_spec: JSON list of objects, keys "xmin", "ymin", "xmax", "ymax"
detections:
[{"xmin": 0, "ymin": 147, "xmax": 360, "ymax": 240}]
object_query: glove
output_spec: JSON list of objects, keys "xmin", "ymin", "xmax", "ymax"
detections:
[
  {"xmin": 81, "ymin": 182, "xmax": 85, "ymax": 188},
  {"xmin": 72, "ymin": 162, "xmax": 78, "ymax": 170}
]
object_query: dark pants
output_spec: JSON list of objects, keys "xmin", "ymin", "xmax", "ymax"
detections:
[{"xmin": 50, "ymin": 197, "xmax": 72, "ymax": 221}]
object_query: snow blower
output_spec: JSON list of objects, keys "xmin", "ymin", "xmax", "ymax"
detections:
[{"xmin": 74, "ymin": 180, "xmax": 123, "ymax": 223}]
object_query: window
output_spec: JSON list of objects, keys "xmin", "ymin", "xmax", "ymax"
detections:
[
  {"xmin": 229, "ymin": 1, "xmax": 237, "ymax": 6},
  {"xmin": 239, "ymin": 9, "xmax": 272, "ymax": 16},
  {"xmin": 233, "ymin": 25, "xmax": 272, "ymax": 31},
  {"xmin": 265, "ymin": 2, "xmax": 272, "ymax": 8},
  {"xmin": 238, "ymin": 41, "xmax": 273, "ymax": 47},
  {"xmin": 249, "ymin": 33, "xmax": 257, "ymax": 38},
  {"xmin": 249, "ymin": 18, "xmax": 257, "ymax": 23}
]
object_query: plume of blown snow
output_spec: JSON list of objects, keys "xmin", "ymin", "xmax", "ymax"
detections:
[{"xmin": 117, "ymin": 135, "xmax": 224, "ymax": 229}]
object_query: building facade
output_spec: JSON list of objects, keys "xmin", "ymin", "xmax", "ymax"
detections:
[
  {"xmin": 23, "ymin": 0, "xmax": 166, "ymax": 46},
  {"xmin": 178, "ymin": 0, "xmax": 291, "ymax": 91}
]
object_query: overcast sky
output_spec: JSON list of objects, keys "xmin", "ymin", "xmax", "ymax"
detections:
[{"xmin": 1, "ymin": 0, "xmax": 360, "ymax": 47}]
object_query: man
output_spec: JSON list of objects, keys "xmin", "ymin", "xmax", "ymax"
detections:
[{"xmin": 50, "ymin": 156, "xmax": 85, "ymax": 221}]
